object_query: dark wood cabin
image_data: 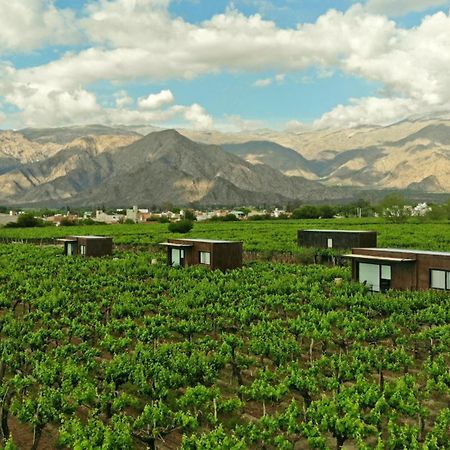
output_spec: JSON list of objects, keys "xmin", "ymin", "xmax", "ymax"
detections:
[
  {"xmin": 57, "ymin": 236, "xmax": 113, "ymax": 257},
  {"xmin": 345, "ymin": 248, "xmax": 450, "ymax": 292},
  {"xmin": 160, "ymin": 238, "xmax": 243, "ymax": 271},
  {"xmin": 298, "ymin": 229, "xmax": 377, "ymax": 250}
]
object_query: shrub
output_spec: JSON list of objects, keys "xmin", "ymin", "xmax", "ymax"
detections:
[
  {"xmin": 5, "ymin": 213, "xmax": 44, "ymax": 228},
  {"xmin": 168, "ymin": 219, "xmax": 193, "ymax": 233}
]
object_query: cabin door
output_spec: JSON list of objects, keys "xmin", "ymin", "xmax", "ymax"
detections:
[{"xmin": 170, "ymin": 248, "xmax": 185, "ymax": 267}]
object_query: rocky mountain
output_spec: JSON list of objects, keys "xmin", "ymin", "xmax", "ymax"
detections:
[
  {"xmin": 222, "ymin": 141, "xmax": 317, "ymax": 178},
  {"xmin": 182, "ymin": 117, "xmax": 450, "ymax": 193},
  {"xmin": 0, "ymin": 129, "xmax": 351, "ymax": 207},
  {"xmin": 1, "ymin": 116, "xmax": 449, "ymax": 207},
  {"xmin": 20, "ymin": 124, "xmax": 141, "ymax": 145}
]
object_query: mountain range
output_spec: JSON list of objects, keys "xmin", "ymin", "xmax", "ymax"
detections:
[{"xmin": 0, "ymin": 116, "xmax": 449, "ymax": 207}]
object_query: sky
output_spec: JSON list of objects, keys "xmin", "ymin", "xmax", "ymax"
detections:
[{"xmin": 1, "ymin": 0, "xmax": 450, "ymax": 131}]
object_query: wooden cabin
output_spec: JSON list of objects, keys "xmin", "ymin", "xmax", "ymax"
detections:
[
  {"xmin": 345, "ymin": 248, "xmax": 450, "ymax": 292},
  {"xmin": 298, "ymin": 229, "xmax": 377, "ymax": 250},
  {"xmin": 160, "ymin": 238, "xmax": 243, "ymax": 271},
  {"xmin": 57, "ymin": 236, "xmax": 113, "ymax": 257}
]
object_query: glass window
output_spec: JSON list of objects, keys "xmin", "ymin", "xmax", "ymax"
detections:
[
  {"xmin": 381, "ymin": 265, "xmax": 391, "ymax": 280},
  {"xmin": 359, "ymin": 262, "xmax": 380, "ymax": 292},
  {"xmin": 327, "ymin": 238, "xmax": 333, "ymax": 248},
  {"xmin": 171, "ymin": 248, "xmax": 182, "ymax": 267},
  {"xmin": 80, "ymin": 244, "xmax": 86, "ymax": 256},
  {"xmin": 430, "ymin": 270, "xmax": 446, "ymax": 289},
  {"xmin": 200, "ymin": 251, "xmax": 211, "ymax": 265}
]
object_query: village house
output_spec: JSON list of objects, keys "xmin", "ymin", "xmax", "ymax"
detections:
[
  {"xmin": 298, "ymin": 229, "xmax": 378, "ymax": 250},
  {"xmin": 94, "ymin": 210, "xmax": 123, "ymax": 224},
  {"xmin": 159, "ymin": 238, "xmax": 243, "ymax": 271},
  {"xmin": 345, "ymin": 248, "xmax": 450, "ymax": 292},
  {"xmin": 57, "ymin": 236, "xmax": 113, "ymax": 257}
]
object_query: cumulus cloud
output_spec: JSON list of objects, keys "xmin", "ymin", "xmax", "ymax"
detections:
[
  {"xmin": 253, "ymin": 78, "xmax": 272, "ymax": 87},
  {"xmin": 314, "ymin": 97, "xmax": 418, "ymax": 128},
  {"xmin": 0, "ymin": 0, "xmax": 80, "ymax": 53},
  {"xmin": 1, "ymin": 0, "xmax": 450, "ymax": 128},
  {"xmin": 115, "ymin": 90, "xmax": 133, "ymax": 108},
  {"xmin": 0, "ymin": 68, "xmax": 213, "ymax": 129},
  {"xmin": 253, "ymin": 74, "xmax": 285, "ymax": 87},
  {"xmin": 138, "ymin": 90, "xmax": 174, "ymax": 109},
  {"xmin": 364, "ymin": 0, "xmax": 450, "ymax": 16}
]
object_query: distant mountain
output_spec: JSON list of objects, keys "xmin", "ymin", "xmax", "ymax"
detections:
[
  {"xmin": 0, "ymin": 130, "xmax": 351, "ymax": 207},
  {"xmin": 19, "ymin": 124, "xmax": 141, "ymax": 145},
  {"xmin": 1, "ymin": 116, "xmax": 450, "ymax": 207},
  {"xmin": 182, "ymin": 117, "xmax": 450, "ymax": 194},
  {"xmin": 222, "ymin": 141, "xmax": 318, "ymax": 178}
]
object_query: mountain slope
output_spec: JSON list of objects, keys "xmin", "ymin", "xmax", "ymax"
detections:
[
  {"xmin": 19, "ymin": 124, "xmax": 141, "ymax": 145},
  {"xmin": 72, "ymin": 130, "xmax": 349, "ymax": 206},
  {"xmin": 0, "ymin": 129, "xmax": 351, "ymax": 207},
  {"xmin": 222, "ymin": 141, "xmax": 317, "ymax": 178}
]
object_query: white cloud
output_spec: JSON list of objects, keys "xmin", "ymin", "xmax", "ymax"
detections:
[
  {"xmin": 0, "ymin": 0, "xmax": 80, "ymax": 53},
  {"xmin": 314, "ymin": 97, "xmax": 418, "ymax": 128},
  {"xmin": 1, "ymin": 1, "xmax": 450, "ymax": 128},
  {"xmin": 253, "ymin": 73, "xmax": 284, "ymax": 87},
  {"xmin": 253, "ymin": 78, "xmax": 272, "ymax": 87},
  {"xmin": 364, "ymin": 0, "xmax": 450, "ymax": 16},
  {"xmin": 115, "ymin": 90, "xmax": 133, "ymax": 108},
  {"xmin": 138, "ymin": 90, "xmax": 174, "ymax": 109}
]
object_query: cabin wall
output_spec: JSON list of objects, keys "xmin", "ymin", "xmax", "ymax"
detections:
[
  {"xmin": 298, "ymin": 231, "xmax": 377, "ymax": 249},
  {"xmin": 211, "ymin": 242, "xmax": 243, "ymax": 271}
]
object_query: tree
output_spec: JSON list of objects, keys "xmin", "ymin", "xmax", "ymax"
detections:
[
  {"xmin": 6, "ymin": 213, "xmax": 43, "ymax": 228},
  {"xmin": 292, "ymin": 205, "xmax": 319, "ymax": 219},
  {"xmin": 183, "ymin": 209, "xmax": 197, "ymax": 221},
  {"xmin": 168, "ymin": 220, "xmax": 193, "ymax": 233},
  {"xmin": 380, "ymin": 194, "xmax": 410, "ymax": 223}
]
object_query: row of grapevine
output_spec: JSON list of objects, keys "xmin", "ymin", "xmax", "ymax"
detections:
[{"xmin": 0, "ymin": 244, "xmax": 448, "ymax": 448}]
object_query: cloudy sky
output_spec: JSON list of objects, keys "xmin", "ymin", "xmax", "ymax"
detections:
[{"xmin": 1, "ymin": 0, "xmax": 450, "ymax": 131}]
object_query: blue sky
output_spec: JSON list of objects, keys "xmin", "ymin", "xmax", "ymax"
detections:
[{"xmin": 1, "ymin": 0, "xmax": 450, "ymax": 130}]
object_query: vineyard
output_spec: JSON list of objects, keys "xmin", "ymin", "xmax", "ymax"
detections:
[
  {"xmin": 0, "ymin": 219, "xmax": 449, "ymax": 253},
  {"xmin": 0, "ymin": 239, "xmax": 449, "ymax": 449}
]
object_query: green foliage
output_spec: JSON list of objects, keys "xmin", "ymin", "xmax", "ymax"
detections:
[
  {"xmin": 168, "ymin": 219, "xmax": 194, "ymax": 233},
  {"xmin": 0, "ymin": 244, "xmax": 449, "ymax": 448},
  {"xmin": 5, "ymin": 213, "xmax": 44, "ymax": 228},
  {"xmin": 183, "ymin": 209, "xmax": 197, "ymax": 221}
]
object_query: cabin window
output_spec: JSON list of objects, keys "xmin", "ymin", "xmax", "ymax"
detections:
[
  {"xmin": 327, "ymin": 238, "xmax": 333, "ymax": 248},
  {"xmin": 430, "ymin": 269, "xmax": 449, "ymax": 290},
  {"xmin": 199, "ymin": 251, "xmax": 211, "ymax": 265},
  {"xmin": 358, "ymin": 262, "xmax": 391, "ymax": 292},
  {"xmin": 80, "ymin": 244, "xmax": 86, "ymax": 256},
  {"xmin": 171, "ymin": 248, "xmax": 184, "ymax": 267}
]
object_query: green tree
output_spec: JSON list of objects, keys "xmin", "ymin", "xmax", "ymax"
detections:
[{"xmin": 168, "ymin": 220, "xmax": 193, "ymax": 233}]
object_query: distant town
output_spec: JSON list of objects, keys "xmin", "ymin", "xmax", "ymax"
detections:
[{"xmin": 1, "ymin": 196, "xmax": 449, "ymax": 228}]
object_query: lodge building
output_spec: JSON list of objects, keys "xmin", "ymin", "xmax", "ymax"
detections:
[
  {"xmin": 57, "ymin": 236, "xmax": 113, "ymax": 257},
  {"xmin": 160, "ymin": 238, "xmax": 243, "ymax": 271},
  {"xmin": 345, "ymin": 248, "xmax": 450, "ymax": 292}
]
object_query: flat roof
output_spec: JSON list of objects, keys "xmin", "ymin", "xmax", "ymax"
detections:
[
  {"xmin": 68, "ymin": 235, "xmax": 111, "ymax": 239},
  {"xmin": 159, "ymin": 242, "xmax": 194, "ymax": 247},
  {"xmin": 169, "ymin": 238, "xmax": 242, "ymax": 244},
  {"xmin": 301, "ymin": 229, "xmax": 376, "ymax": 234},
  {"xmin": 56, "ymin": 238, "xmax": 77, "ymax": 242},
  {"xmin": 344, "ymin": 254, "xmax": 416, "ymax": 262},
  {"xmin": 356, "ymin": 248, "xmax": 450, "ymax": 257}
]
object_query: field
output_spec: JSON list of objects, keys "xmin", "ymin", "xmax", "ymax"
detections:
[
  {"xmin": 0, "ymin": 218, "xmax": 450, "ymax": 252},
  {"xmin": 0, "ymin": 219, "xmax": 449, "ymax": 449}
]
